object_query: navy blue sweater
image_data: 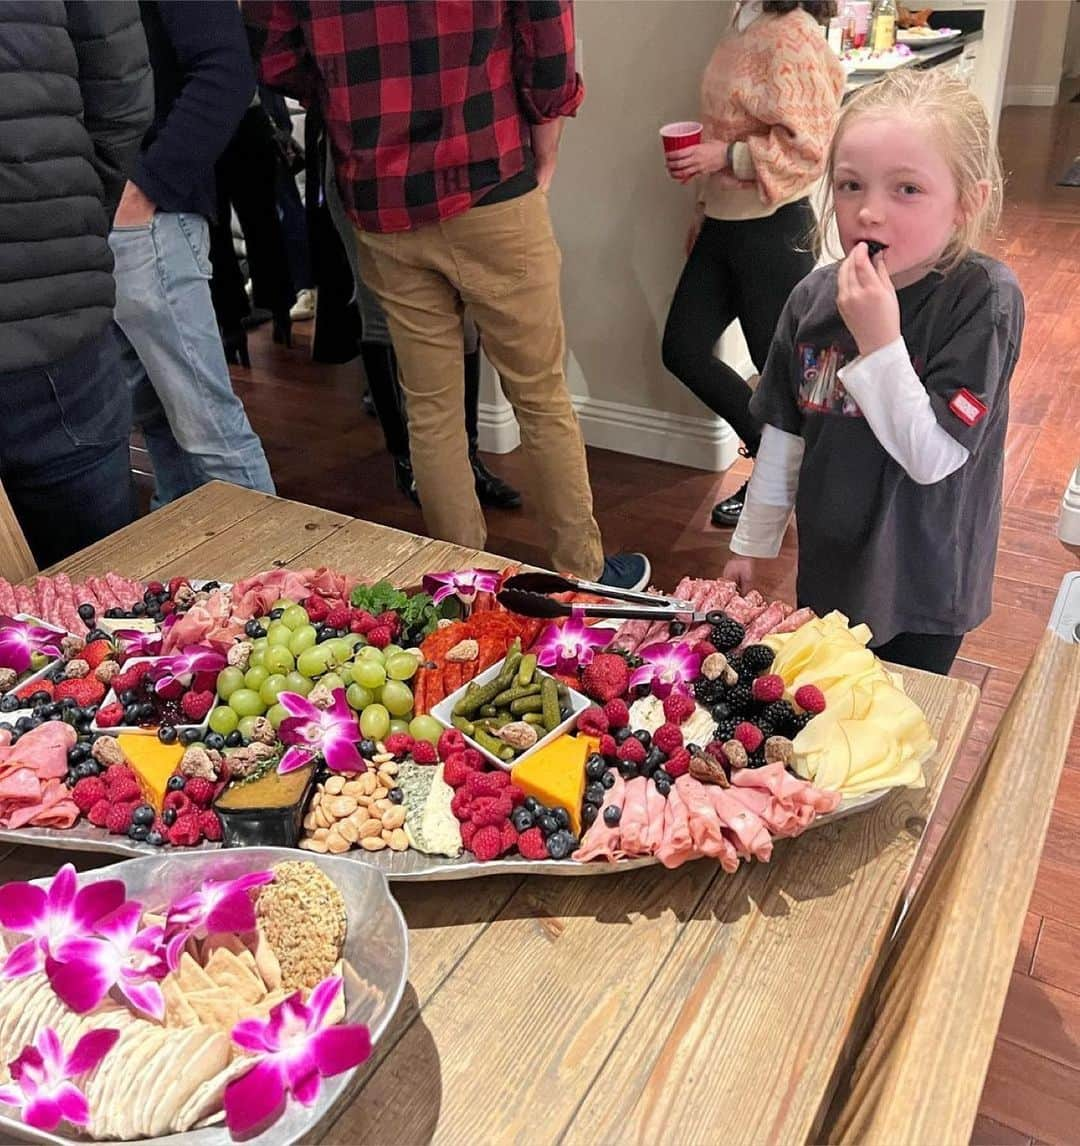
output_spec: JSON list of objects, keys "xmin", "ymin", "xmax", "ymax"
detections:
[{"xmin": 134, "ymin": 0, "xmax": 255, "ymax": 222}]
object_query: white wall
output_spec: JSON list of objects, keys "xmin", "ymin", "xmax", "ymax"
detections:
[{"xmin": 1004, "ymin": 0, "xmax": 1071, "ymax": 105}]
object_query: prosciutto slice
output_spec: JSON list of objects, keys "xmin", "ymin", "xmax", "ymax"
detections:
[
  {"xmin": 771, "ymin": 606, "xmax": 815, "ymax": 635},
  {"xmin": 0, "ymin": 723, "xmax": 79, "ymax": 830}
]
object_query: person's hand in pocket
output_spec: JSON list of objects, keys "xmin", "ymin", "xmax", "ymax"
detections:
[{"xmin": 114, "ymin": 181, "xmax": 156, "ymax": 228}]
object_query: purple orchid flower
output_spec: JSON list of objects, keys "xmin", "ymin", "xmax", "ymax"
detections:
[
  {"xmin": 628, "ymin": 642, "xmax": 703, "ymax": 700},
  {"xmin": 0, "ymin": 1026, "xmax": 119, "ymax": 1131},
  {"xmin": 533, "ymin": 613, "xmax": 610, "ymax": 676},
  {"xmin": 224, "ymin": 976, "xmax": 371, "ymax": 1136},
  {"xmin": 0, "ymin": 864, "xmax": 126, "ymax": 980},
  {"xmin": 277, "ymin": 688, "xmax": 363, "ymax": 775},
  {"xmin": 47, "ymin": 902, "xmax": 169, "ymax": 1019},
  {"xmin": 163, "ymin": 870, "xmax": 275, "ymax": 971},
  {"xmin": 421, "ymin": 568, "xmax": 501, "ymax": 607},
  {"xmin": 150, "ymin": 644, "xmax": 226, "ymax": 695},
  {"xmin": 113, "ymin": 629, "xmax": 163, "ymax": 658},
  {"xmin": 0, "ymin": 616, "xmax": 64, "ymax": 675}
]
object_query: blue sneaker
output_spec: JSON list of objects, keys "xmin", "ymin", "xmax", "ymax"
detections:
[{"xmin": 598, "ymin": 553, "xmax": 651, "ymax": 592}]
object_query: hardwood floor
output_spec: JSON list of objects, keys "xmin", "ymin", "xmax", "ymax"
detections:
[{"xmin": 208, "ymin": 93, "xmax": 1080, "ymax": 1145}]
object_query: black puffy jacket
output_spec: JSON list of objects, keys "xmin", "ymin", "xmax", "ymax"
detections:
[{"xmin": 0, "ymin": 0, "xmax": 152, "ymax": 373}]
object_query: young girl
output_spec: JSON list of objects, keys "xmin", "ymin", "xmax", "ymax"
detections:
[{"xmin": 723, "ymin": 70, "xmax": 1025, "ymax": 674}]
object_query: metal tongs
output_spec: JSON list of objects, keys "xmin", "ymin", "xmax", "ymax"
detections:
[{"xmin": 498, "ymin": 572, "xmax": 722, "ymax": 624}]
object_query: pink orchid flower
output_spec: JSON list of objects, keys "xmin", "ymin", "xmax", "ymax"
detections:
[
  {"xmin": 533, "ymin": 613, "xmax": 610, "ymax": 676},
  {"xmin": 0, "ymin": 616, "xmax": 64, "ymax": 675},
  {"xmin": 0, "ymin": 1027, "xmax": 119, "ymax": 1131},
  {"xmin": 628, "ymin": 642, "xmax": 703, "ymax": 700},
  {"xmin": 47, "ymin": 902, "xmax": 169, "ymax": 1019},
  {"xmin": 277, "ymin": 688, "xmax": 363, "ymax": 775},
  {"xmin": 113, "ymin": 629, "xmax": 163, "ymax": 658},
  {"xmin": 0, "ymin": 864, "xmax": 126, "ymax": 980},
  {"xmin": 150, "ymin": 644, "xmax": 226, "ymax": 695},
  {"xmin": 163, "ymin": 870, "xmax": 275, "ymax": 971},
  {"xmin": 224, "ymin": 976, "xmax": 371, "ymax": 1136},
  {"xmin": 421, "ymin": 568, "xmax": 501, "ymax": 607}
]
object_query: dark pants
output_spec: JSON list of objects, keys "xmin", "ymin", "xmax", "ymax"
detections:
[
  {"xmin": 0, "ymin": 325, "xmax": 135, "ymax": 567},
  {"xmin": 662, "ymin": 199, "xmax": 816, "ymax": 455},
  {"xmin": 872, "ymin": 632, "xmax": 965, "ymax": 675}
]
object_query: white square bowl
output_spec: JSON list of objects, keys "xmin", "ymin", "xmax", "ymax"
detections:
[
  {"xmin": 430, "ymin": 655, "xmax": 592, "ymax": 771},
  {"xmin": 90, "ymin": 655, "xmax": 212, "ymax": 739}
]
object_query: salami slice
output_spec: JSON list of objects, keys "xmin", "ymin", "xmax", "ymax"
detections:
[
  {"xmin": 771, "ymin": 606, "xmax": 815, "ymax": 634},
  {"xmin": 737, "ymin": 601, "xmax": 788, "ymax": 649},
  {"xmin": 14, "ymin": 584, "xmax": 35, "ymax": 615},
  {"xmin": 0, "ymin": 579, "xmax": 16, "ymax": 616}
]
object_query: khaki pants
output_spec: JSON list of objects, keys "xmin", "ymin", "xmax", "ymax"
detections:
[{"xmin": 353, "ymin": 188, "xmax": 604, "ymax": 579}]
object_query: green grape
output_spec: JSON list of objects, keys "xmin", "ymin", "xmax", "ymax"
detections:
[
  {"xmin": 248, "ymin": 647, "xmax": 266, "ymax": 669},
  {"xmin": 266, "ymin": 703, "xmax": 288, "ymax": 731},
  {"xmin": 409, "ymin": 715, "xmax": 443, "ymax": 746},
  {"xmin": 208, "ymin": 706, "xmax": 239, "ymax": 735},
  {"xmin": 386, "ymin": 653, "xmax": 418, "ymax": 682},
  {"xmin": 29, "ymin": 651, "xmax": 48, "ymax": 671},
  {"xmin": 320, "ymin": 672, "xmax": 346, "ymax": 693},
  {"xmin": 266, "ymin": 622, "xmax": 292, "ymax": 648},
  {"xmin": 382, "ymin": 644, "xmax": 404, "ymax": 660},
  {"xmin": 244, "ymin": 665, "xmax": 270, "ymax": 690},
  {"xmin": 357, "ymin": 646, "xmax": 385, "ymax": 663},
  {"xmin": 352, "ymin": 659, "xmax": 386, "ymax": 690},
  {"xmin": 283, "ymin": 671, "xmax": 314, "ymax": 696},
  {"xmin": 388, "ymin": 719, "xmax": 411, "ymax": 736},
  {"xmin": 263, "ymin": 645, "xmax": 295, "ymax": 675},
  {"xmin": 260, "ymin": 674, "xmax": 288, "ymax": 707},
  {"xmin": 288, "ymin": 624, "xmax": 318, "ymax": 656},
  {"xmin": 281, "ymin": 605, "xmax": 309, "ymax": 631},
  {"xmin": 296, "ymin": 645, "xmax": 332, "ymax": 678},
  {"xmin": 381, "ymin": 679, "xmax": 414, "ymax": 717},
  {"xmin": 270, "ymin": 598, "xmax": 297, "ymax": 611},
  {"xmin": 359, "ymin": 703, "xmax": 390, "ymax": 741},
  {"xmin": 237, "ymin": 715, "xmax": 263, "ymax": 741},
  {"xmin": 251, "ymin": 637, "xmax": 269, "ymax": 654},
  {"xmin": 216, "ymin": 666, "xmax": 245, "ymax": 700},
  {"xmin": 229, "ymin": 688, "xmax": 266, "ymax": 718},
  {"xmin": 346, "ymin": 683, "xmax": 373, "ymax": 711},
  {"xmin": 325, "ymin": 637, "xmax": 354, "ymax": 663}
]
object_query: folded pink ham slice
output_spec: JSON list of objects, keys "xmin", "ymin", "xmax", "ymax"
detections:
[
  {"xmin": 705, "ymin": 785, "xmax": 774, "ymax": 863},
  {"xmin": 771, "ymin": 606, "xmax": 815, "ymax": 634},
  {"xmin": 0, "ymin": 723, "xmax": 75, "ymax": 779},
  {"xmin": 618, "ymin": 778, "xmax": 653, "ymax": 857},
  {"xmin": 656, "ymin": 783, "xmax": 697, "ymax": 869},
  {"xmin": 731, "ymin": 763, "xmax": 841, "ymax": 817},
  {"xmin": 674, "ymin": 775, "xmax": 740, "ymax": 872},
  {"xmin": 573, "ymin": 775, "xmax": 628, "ymax": 863},
  {"xmin": 0, "ymin": 768, "xmax": 43, "ymax": 802}
]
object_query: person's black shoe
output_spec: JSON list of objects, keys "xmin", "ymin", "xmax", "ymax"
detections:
[
  {"xmin": 393, "ymin": 456, "xmax": 420, "ymax": 506},
  {"xmin": 362, "ymin": 389, "xmax": 376, "ymax": 417},
  {"xmin": 598, "ymin": 553, "xmax": 651, "ymax": 592},
  {"xmin": 471, "ymin": 454, "xmax": 522, "ymax": 509},
  {"xmin": 710, "ymin": 481, "xmax": 749, "ymax": 528},
  {"xmin": 220, "ymin": 328, "xmax": 250, "ymax": 368}
]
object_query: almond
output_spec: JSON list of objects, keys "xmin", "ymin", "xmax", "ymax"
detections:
[
  {"xmin": 360, "ymin": 836, "xmax": 387, "ymax": 851},
  {"xmin": 388, "ymin": 828, "xmax": 409, "ymax": 852},
  {"xmin": 358, "ymin": 819, "xmax": 383, "ymax": 840},
  {"xmin": 380, "ymin": 806, "xmax": 406, "ymax": 830},
  {"xmin": 325, "ymin": 775, "xmax": 346, "ymax": 795}
]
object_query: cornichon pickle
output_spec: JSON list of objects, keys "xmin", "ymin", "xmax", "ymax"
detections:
[
  {"xmin": 516, "ymin": 653, "xmax": 538, "ymax": 688},
  {"xmin": 491, "ymin": 683, "xmax": 541, "ymax": 707},
  {"xmin": 509, "ymin": 694, "xmax": 544, "ymax": 715},
  {"xmin": 541, "ymin": 675, "xmax": 560, "ymax": 730}
]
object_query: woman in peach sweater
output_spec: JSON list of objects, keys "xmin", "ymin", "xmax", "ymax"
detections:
[{"xmin": 662, "ymin": 0, "xmax": 843, "ymax": 526}]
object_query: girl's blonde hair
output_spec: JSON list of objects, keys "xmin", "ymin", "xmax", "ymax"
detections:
[{"xmin": 815, "ymin": 69, "xmax": 1003, "ymax": 274}]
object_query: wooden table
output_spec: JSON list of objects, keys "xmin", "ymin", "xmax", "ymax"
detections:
[{"xmin": 3, "ymin": 483, "xmax": 981, "ymax": 1144}]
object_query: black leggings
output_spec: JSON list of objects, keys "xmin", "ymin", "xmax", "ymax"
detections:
[
  {"xmin": 871, "ymin": 632, "xmax": 965, "ymax": 675},
  {"xmin": 662, "ymin": 199, "xmax": 816, "ymax": 455}
]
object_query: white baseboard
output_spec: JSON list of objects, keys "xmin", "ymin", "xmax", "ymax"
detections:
[
  {"xmin": 475, "ymin": 400, "xmax": 521, "ymax": 454},
  {"xmin": 1060, "ymin": 463, "xmax": 1080, "ymax": 546},
  {"xmin": 1004, "ymin": 83, "xmax": 1060, "ymax": 107}
]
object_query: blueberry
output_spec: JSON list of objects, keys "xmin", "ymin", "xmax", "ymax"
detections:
[
  {"xmin": 180, "ymin": 727, "xmax": 201, "ymax": 745},
  {"xmin": 603, "ymin": 805, "xmax": 622, "ymax": 827},
  {"xmin": 536, "ymin": 812, "xmax": 559, "ymax": 836},
  {"xmin": 584, "ymin": 781, "xmax": 605, "ymax": 807},
  {"xmin": 143, "ymin": 590, "xmax": 157, "ymax": 605},
  {"xmin": 546, "ymin": 830, "xmax": 576, "ymax": 860},
  {"xmin": 60, "ymin": 696, "xmax": 79, "ymax": 711},
  {"xmin": 654, "ymin": 775, "xmax": 672, "ymax": 797},
  {"xmin": 645, "ymin": 745, "xmax": 667, "ymax": 773},
  {"xmin": 523, "ymin": 795, "xmax": 542, "ymax": 815},
  {"xmin": 613, "ymin": 726, "xmax": 633, "ymax": 745},
  {"xmin": 162, "ymin": 808, "xmax": 177, "ymax": 826},
  {"xmin": 601, "ymin": 770, "xmax": 615, "ymax": 789},
  {"xmin": 145, "ymin": 831, "xmax": 165, "ymax": 847},
  {"xmin": 119, "ymin": 689, "xmax": 137, "ymax": 705},
  {"xmin": 75, "ymin": 717, "xmax": 92, "ymax": 735},
  {"xmin": 585, "ymin": 753, "xmax": 607, "ymax": 781},
  {"xmin": 686, "ymin": 742, "xmax": 702, "ymax": 756},
  {"xmin": 67, "ymin": 744, "xmax": 86, "ymax": 764},
  {"xmin": 0, "ymin": 694, "xmax": 18, "ymax": 713},
  {"xmin": 131, "ymin": 602, "xmax": 146, "ymax": 617},
  {"xmin": 203, "ymin": 581, "xmax": 220, "ymax": 591},
  {"xmin": 135, "ymin": 703, "xmax": 154, "ymax": 723},
  {"xmin": 74, "ymin": 760, "xmax": 98, "ymax": 779},
  {"xmin": 582, "ymin": 803, "xmax": 599, "ymax": 828},
  {"xmin": 78, "ymin": 603, "xmax": 96, "ymax": 624},
  {"xmin": 31, "ymin": 690, "xmax": 51, "ymax": 706},
  {"xmin": 0, "ymin": 722, "xmax": 12, "ymax": 734},
  {"xmin": 205, "ymin": 732, "xmax": 226, "ymax": 751},
  {"xmin": 225, "ymin": 730, "xmax": 243, "ymax": 748},
  {"xmin": 359, "ymin": 738, "xmax": 377, "ymax": 758},
  {"xmin": 634, "ymin": 682, "xmax": 651, "ymax": 698},
  {"xmin": 389, "ymin": 787, "xmax": 404, "ymax": 804},
  {"xmin": 633, "ymin": 729, "xmax": 651, "ymax": 748},
  {"xmin": 128, "ymin": 823, "xmax": 150, "ymax": 841},
  {"xmin": 511, "ymin": 807, "xmax": 535, "ymax": 832},
  {"xmin": 86, "ymin": 628, "xmax": 110, "ymax": 642},
  {"xmin": 167, "ymin": 775, "xmax": 186, "ymax": 792},
  {"xmin": 711, "ymin": 702, "xmax": 733, "ymax": 723},
  {"xmin": 14, "ymin": 717, "xmax": 32, "ymax": 733},
  {"xmin": 105, "ymin": 607, "xmax": 123, "ymax": 619},
  {"xmin": 269, "ymin": 608, "xmax": 284, "ymax": 620},
  {"xmin": 617, "ymin": 759, "xmax": 638, "ymax": 780},
  {"xmin": 550, "ymin": 807, "xmax": 570, "ymax": 830},
  {"xmin": 668, "ymin": 620, "xmax": 687, "ymax": 636},
  {"xmin": 244, "ymin": 620, "xmax": 263, "ymax": 638},
  {"xmin": 132, "ymin": 804, "xmax": 155, "ymax": 826},
  {"xmin": 157, "ymin": 725, "xmax": 178, "ymax": 745},
  {"xmin": 40, "ymin": 702, "xmax": 58, "ymax": 718}
]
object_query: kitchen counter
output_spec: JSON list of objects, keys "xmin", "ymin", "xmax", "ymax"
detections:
[{"xmin": 844, "ymin": 27, "xmax": 983, "ymax": 99}]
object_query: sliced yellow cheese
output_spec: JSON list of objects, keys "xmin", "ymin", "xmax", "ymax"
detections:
[
  {"xmin": 511, "ymin": 734, "xmax": 588, "ymax": 837},
  {"xmin": 118, "ymin": 734, "xmax": 185, "ymax": 810}
]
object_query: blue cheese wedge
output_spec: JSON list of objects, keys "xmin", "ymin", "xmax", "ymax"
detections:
[{"xmin": 400, "ymin": 761, "xmax": 462, "ymax": 858}]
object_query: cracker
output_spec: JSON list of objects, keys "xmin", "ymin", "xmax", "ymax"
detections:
[{"xmin": 204, "ymin": 947, "xmax": 266, "ymax": 1005}]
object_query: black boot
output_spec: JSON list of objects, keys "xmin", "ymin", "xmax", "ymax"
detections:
[
  {"xmin": 464, "ymin": 346, "xmax": 522, "ymax": 509},
  {"xmin": 359, "ymin": 342, "xmax": 410, "ymax": 456},
  {"xmin": 710, "ymin": 481, "xmax": 748, "ymax": 527},
  {"xmin": 220, "ymin": 328, "xmax": 250, "ymax": 368},
  {"xmin": 393, "ymin": 456, "xmax": 420, "ymax": 506}
]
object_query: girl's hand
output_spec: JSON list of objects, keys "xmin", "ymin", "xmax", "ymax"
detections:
[
  {"xmin": 666, "ymin": 140, "xmax": 729, "ymax": 183},
  {"xmin": 723, "ymin": 556, "xmax": 756, "ymax": 595},
  {"xmin": 837, "ymin": 242, "xmax": 901, "ymax": 357}
]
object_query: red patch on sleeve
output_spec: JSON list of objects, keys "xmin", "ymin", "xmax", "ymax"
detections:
[{"xmin": 948, "ymin": 389, "xmax": 988, "ymax": 427}]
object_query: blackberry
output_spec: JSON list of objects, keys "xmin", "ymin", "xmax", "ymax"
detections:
[
  {"xmin": 709, "ymin": 615, "xmax": 745, "ymax": 652},
  {"xmin": 724, "ymin": 683, "xmax": 753, "ymax": 716},
  {"xmin": 714, "ymin": 719, "xmax": 737, "ymax": 743},
  {"xmin": 741, "ymin": 644, "xmax": 776, "ymax": 673},
  {"xmin": 755, "ymin": 719, "xmax": 775, "ymax": 741},
  {"xmin": 694, "ymin": 677, "xmax": 725, "ymax": 707},
  {"xmin": 748, "ymin": 748, "xmax": 766, "ymax": 769},
  {"xmin": 789, "ymin": 711, "xmax": 814, "ymax": 734},
  {"xmin": 728, "ymin": 656, "xmax": 757, "ymax": 686},
  {"xmin": 762, "ymin": 700, "xmax": 797, "ymax": 734},
  {"xmin": 710, "ymin": 701, "xmax": 734, "ymax": 724}
]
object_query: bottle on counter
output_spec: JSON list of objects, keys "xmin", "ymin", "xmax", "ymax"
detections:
[{"xmin": 871, "ymin": 0, "xmax": 897, "ymax": 53}]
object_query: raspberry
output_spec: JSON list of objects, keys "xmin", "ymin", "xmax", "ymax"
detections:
[
  {"xmin": 81, "ymin": 640, "xmax": 116, "ymax": 670},
  {"xmin": 383, "ymin": 733, "xmax": 415, "ymax": 758},
  {"xmin": 794, "ymin": 685, "xmax": 826, "ymax": 715},
  {"xmin": 199, "ymin": 810, "xmax": 222, "ymax": 841},
  {"xmin": 599, "ymin": 734, "xmax": 617, "ymax": 759},
  {"xmin": 693, "ymin": 640, "xmax": 718, "ymax": 659},
  {"xmin": 459, "ymin": 820, "xmax": 478, "ymax": 848},
  {"xmin": 181, "ymin": 690, "xmax": 214, "ymax": 722},
  {"xmin": 151, "ymin": 817, "xmax": 169, "ymax": 838},
  {"xmin": 72, "ymin": 777, "xmax": 106, "ymax": 814},
  {"xmin": 103, "ymin": 763, "xmax": 135, "ymax": 789},
  {"xmin": 705, "ymin": 739, "xmax": 727, "ymax": 761},
  {"xmin": 577, "ymin": 706, "xmax": 609, "ymax": 738},
  {"xmin": 470, "ymin": 824, "xmax": 503, "ymax": 861},
  {"xmin": 374, "ymin": 611, "xmax": 401, "ymax": 637},
  {"xmin": 147, "ymin": 581, "xmax": 165, "ymax": 596},
  {"xmin": 303, "ymin": 595, "xmax": 330, "ymax": 623},
  {"xmin": 662, "ymin": 690, "xmax": 696, "ymax": 725},
  {"xmin": 87, "ymin": 799, "xmax": 111, "ymax": 827},
  {"xmin": 184, "ymin": 777, "xmax": 216, "ymax": 808},
  {"xmin": 664, "ymin": 747, "xmax": 691, "ymax": 778},
  {"xmin": 95, "ymin": 702, "xmax": 124, "ymax": 728},
  {"xmin": 325, "ymin": 606, "xmax": 351, "ymax": 630},
  {"xmin": 751, "ymin": 674, "xmax": 785, "ymax": 704},
  {"xmin": 16, "ymin": 680, "xmax": 53, "ymax": 701},
  {"xmin": 443, "ymin": 754, "xmax": 473, "ymax": 788},
  {"xmin": 500, "ymin": 820, "xmax": 518, "ymax": 854},
  {"xmin": 506, "ymin": 784, "xmax": 525, "ymax": 806},
  {"xmin": 602, "ymin": 699, "xmax": 631, "ymax": 729},
  {"xmin": 616, "ymin": 737, "xmax": 646, "ymax": 765},
  {"xmin": 110, "ymin": 780, "xmax": 141, "ymax": 805},
  {"xmin": 163, "ymin": 790, "xmax": 193, "ymax": 817},
  {"xmin": 652, "ymin": 723, "xmax": 684, "ymax": 754},
  {"xmin": 438, "ymin": 729, "xmax": 467, "ymax": 760},
  {"xmin": 159, "ymin": 601, "xmax": 176, "ymax": 616},
  {"xmin": 734, "ymin": 722, "xmax": 764, "ymax": 753},
  {"xmin": 465, "ymin": 770, "xmax": 508, "ymax": 798},
  {"xmin": 167, "ymin": 577, "xmax": 189, "ymax": 599},
  {"xmin": 167, "ymin": 814, "xmax": 203, "ymax": 847},
  {"xmin": 580, "ymin": 654, "xmax": 630, "ymax": 703},
  {"xmin": 517, "ymin": 826, "xmax": 549, "ymax": 860},
  {"xmin": 105, "ymin": 801, "xmax": 136, "ymax": 835},
  {"xmin": 470, "ymin": 796, "xmax": 513, "ymax": 827},
  {"xmin": 450, "ymin": 790, "xmax": 472, "ymax": 820},
  {"xmin": 366, "ymin": 625, "xmax": 391, "ymax": 650},
  {"xmin": 410, "ymin": 740, "xmax": 438, "ymax": 765},
  {"xmin": 110, "ymin": 666, "xmax": 146, "ymax": 696},
  {"xmin": 460, "ymin": 748, "xmax": 483, "ymax": 770},
  {"xmin": 351, "ymin": 610, "xmax": 377, "ymax": 635},
  {"xmin": 156, "ymin": 677, "xmax": 185, "ymax": 702}
]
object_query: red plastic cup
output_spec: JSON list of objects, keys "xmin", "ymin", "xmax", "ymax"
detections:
[{"xmin": 660, "ymin": 121, "xmax": 703, "ymax": 154}]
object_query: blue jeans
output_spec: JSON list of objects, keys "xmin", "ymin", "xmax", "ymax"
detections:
[
  {"xmin": 0, "ymin": 325, "xmax": 134, "ymax": 567},
  {"xmin": 109, "ymin": 211, "xmax": 275, "ymax": 507}
]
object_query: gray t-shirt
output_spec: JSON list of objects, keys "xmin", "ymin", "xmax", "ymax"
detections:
[{"xmin": 751, "ymin": 253, "xmax": 1025, "ymax": 645}]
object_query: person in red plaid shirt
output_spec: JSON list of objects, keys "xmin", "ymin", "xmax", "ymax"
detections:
[{"xmin": 245, "ymin": 0, "xmax": 649, "ymax": 591}]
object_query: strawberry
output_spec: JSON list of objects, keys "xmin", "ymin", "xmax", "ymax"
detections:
[
  {"xmin": 15, "ymin": 680, "xmax": 53, "ymax": 701},
  {"xmin": 54, "ymin": 677, "xmax": 105, "ymax": 706},
  {"xmin": 81, "ymin": 639, "xmax": 116, "ymax": 670},
  {"xmin": 580, "ymin": 654, "xmax": 630, "ymax": 703}
]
